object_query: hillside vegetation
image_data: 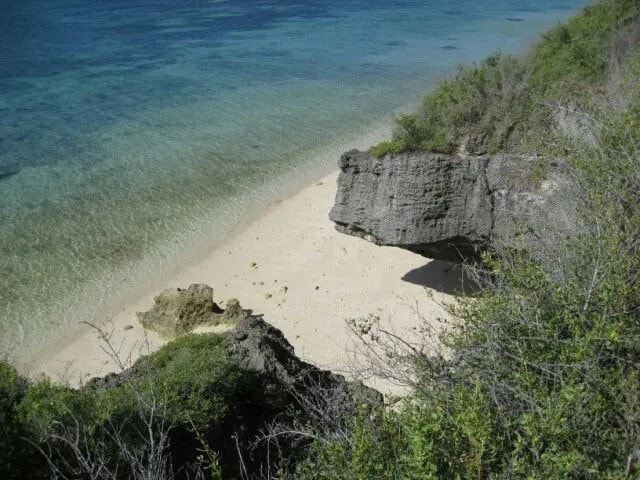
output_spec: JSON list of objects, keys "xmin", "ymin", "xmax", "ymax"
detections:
[
  {"xmin": 299, "ymin": 1, "xmax": 640, "ymax": 478},
  {"xmin": 371, "ymin": 0, "xmax": 640, "ymax": 157},
  {"xmin": 2, "ymin": 1, "xmax": 640, "ymax": 478}
]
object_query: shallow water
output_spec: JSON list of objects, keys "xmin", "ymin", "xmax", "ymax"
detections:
[{"xmin": 0, "ymin": 0, "xmax": 582, "ymax": 358}]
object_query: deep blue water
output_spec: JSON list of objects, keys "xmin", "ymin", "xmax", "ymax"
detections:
[{"xmin": 0, "ymin": 0, "xmax": 582, "ymax": 357}]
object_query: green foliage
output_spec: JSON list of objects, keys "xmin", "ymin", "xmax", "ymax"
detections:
[
  {"xmin": 371, "ymin": 53, "xmax": 538, "ymax": 156},
  {"xmin": 96, "ymin": 333, "xmax": 241, "ymax": 430},
  {"xmin": 296, "ymin": 407, "xmax": 404, "ymax": 480},
  {"xmin": 192, "ymin": 425, "xmax": 225, "ymax": 480},
  {"xmin": 0, "ymin": 334, "xmax": 264, "ymax": 478},
  {"xmin": 0, "ymin": 334, "xmax": 256, "ymax": 479},
  {"xmin": 397, "ymin": 383, "xmax": 498, "ymax": 480},
  {"xmin": 15, "ymin": 378, "xmax": 93, "ymax": 439},
  {"xmin": 368, "ymin": 137, "xmax": 409, "ymax": 157},
  {"xmin": 371, "ymin": 0, "xmax": 640, "ymax": 158},
  {"xmin": 599, "ymin": 50, "xmax": 640, "ymax": 152},
  {"xmin": 0, "ymin": 360, "xmax": 27, "ymax": 424},
  {"xmin": 0, "ymin": 361, "xmax": 29, "ymax": 478},
  {"xmin": 530, "ymin": 0, "xmax": 640, "ymax": 97},
  {"xmin": 297, "ymin": 384, "xmax": 502, "ymax": 480},
  {"xmin": 0, "ymin": 363, "xmax": 87, "ymax": 479},
  {"xmin": 530, "ymin": 3, "xmax": 616, "ymax": 96}
]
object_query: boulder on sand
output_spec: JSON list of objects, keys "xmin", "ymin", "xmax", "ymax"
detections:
[{"xmin": 136, "ymin": 283, "xmax": 248, "ymax": 337}]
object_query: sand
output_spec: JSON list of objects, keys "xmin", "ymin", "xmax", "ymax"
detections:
[{"xmin": 23, "ymin": 170, "xmax": 463, "ymax": 394}]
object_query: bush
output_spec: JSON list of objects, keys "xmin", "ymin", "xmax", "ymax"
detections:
[
  {"xmin": 295, "ymin": 407, "xmax": 405, "ymax": 479},
  {"xmin": 371, "ymin": 53, "xmax": 538, "ymax": 157},
  {"xmin": 95, "ymin": 332, "xmax": 240, "ymax": 430},
  {"xmin": 87, "ymin": 332, "xmax": 288, "ymax": 478},
  {"xmin": 0, "ymin": 361, "xmax": 29, "ymax": 478},
  {"xmin": 531, "ymin": 0, "xmax": 640, "ymax": 97},
  {"xmin": 0, "ymin": 363, "xmax": 83, "ymax": 478},
  {"xmin": 370, "ymin": 0, "xmax": 640, "ymax": 159},
  {"xmin": 15, "ymin": 378, "xmax": 94, "ymax": 440}
]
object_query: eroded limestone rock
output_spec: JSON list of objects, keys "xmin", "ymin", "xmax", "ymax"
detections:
[
  {"xmin": 330, "ymin": 150, "xmax": 581, "ymax": 261},
  {"xmin": 136, "ymin": 283, "xmax": 248, "ymax": 337}
]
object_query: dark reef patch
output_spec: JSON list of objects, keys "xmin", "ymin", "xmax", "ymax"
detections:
[{"xmin": 0, "ymin": 169, "xmax": 19, "ymax": 182}]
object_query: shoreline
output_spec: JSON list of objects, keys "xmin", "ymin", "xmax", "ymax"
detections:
[
  {"xmin": 21, "ymin": 167, "xmax": 460, "ymax": 394},
  {"xmin": 4, "ymin": 114, "xmax": 408, "ymax": 363},
  {"xmin": 1, "ymin": 3, "xmax": 585, "ymax": 394}
]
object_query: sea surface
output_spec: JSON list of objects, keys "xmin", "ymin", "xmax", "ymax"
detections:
[{"xmin": 1, "ymin": 0, "xmax": 582, "ymax": 359}]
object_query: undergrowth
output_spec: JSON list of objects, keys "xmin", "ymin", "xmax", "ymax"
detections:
[
  {"xmin": 371, "ymin": 0, "xmax": 640, "ymax": 158},
  {"xmin": 296, "ymin": 3, "xmax": 640, "ymax": 478}
]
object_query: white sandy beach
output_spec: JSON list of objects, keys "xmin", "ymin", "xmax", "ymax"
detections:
[{"xmin": 24, "ymin": 169, "xmax": 463, "ymax": 394}]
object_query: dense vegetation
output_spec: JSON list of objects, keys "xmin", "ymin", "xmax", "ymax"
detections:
[
  {"xmin": 297, "ymin": 1, "xmax": 640, "ymax": 478},
  {"xmin": 0, "ymin": 335, "xmax": 233, "ymax": 478},
  {"xmin": 0, "ymin": 333, "xmax": 298, "ymax": 479},
  {"xmin": 2, "ymin": 0, "xmax": 640, "ymax": 478},
  {"xmin": 371, "ymin": 0, "xmax": 640, "ymax": 157}
]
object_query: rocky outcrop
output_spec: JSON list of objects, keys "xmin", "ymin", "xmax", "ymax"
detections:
[
  {"xmin": 330, "ymin": 150, "xmax": 580, "ymax": 262},
  {"xmin": 88, "ymin": 314, "xmax": 380, "ymax": 478},
  {"xmin": 221, "ymin": 317, "xmax": 381, "ymax": 475},
  {"xmin": 136, "ymin": 283, "xmax": 248, "ymax": 337},
  {"xmin": 227, "ymin": 316, "xmax": 380, "ymax": 410}
]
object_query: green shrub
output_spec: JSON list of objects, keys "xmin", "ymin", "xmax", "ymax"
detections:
[
  {"xmin": 0, "ymin": 363, "xmax": 81, "ymax": 479},
  {"xmin": 371, "ymin": 53, "xmax": 538, "ymax": 157},
  {"xmin": 95, "ymin": 332, "xmax": 241, "ymax": 430},
  {"xmin": 0, "ymin": 361, "xmax": 29, "ymax": 477},
  {"xmin": 296, "ymin": 407, "xmax": 404, "ymax": 480},
  {"xmin": 530, "ymin": 0, "xmax": 640, "ymax": 97},
  {"xmin": 0, "ymin": 334, "xmax": 257, "ymax": 479},
  {"xmin": 0, "ymin": 360, "xmax": 27, "ymax": 422},
  {"xmin": 371, "ymin": 0, "xmax": 640, "ymax": 159},
  {"xmin": 15, "ymin": 378, "xmax": 94, "ymax": 440},
  {"xmin": 86, "ymin": 332, "xmax": 271, "ymax": 478}
]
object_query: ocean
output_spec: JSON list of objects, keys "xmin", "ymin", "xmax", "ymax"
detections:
[{"xmin": 0, "ymin": 0, "xmax": 582, "ymax": 359}]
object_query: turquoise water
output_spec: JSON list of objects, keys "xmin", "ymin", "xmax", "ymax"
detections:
[{"xmin": 1, "ymin": 0, "xmax": 582, "ymax": 358}]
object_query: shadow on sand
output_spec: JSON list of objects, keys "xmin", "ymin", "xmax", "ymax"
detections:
[{"xmin": 402, "ymin": 259, "xmax": 478, "ymax": 295}]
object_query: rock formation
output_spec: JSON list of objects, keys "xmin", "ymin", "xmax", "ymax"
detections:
[
  {"xmin": 88, "ymin": 315, "xmax": 381, "ymax": 478},
  {"xmin": 136, "ymin": 283, "xmax": 248, "ymax": 337},
  {"xmin": 226, "ymin": 316, "xmax": 380, "ymax": 410},
  {"xmin": 330, "ymin": 150, "xmax": 580, "ymax": 262}
]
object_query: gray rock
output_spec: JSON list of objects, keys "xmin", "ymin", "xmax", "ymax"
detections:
[
  {"xmin": 464, "ymin": 132, "xmax": 488, "ymax": 156},
  {"xmin": 226, "ymin": 316, "xmax": 382, "ymax": 409},
  {"xmin": 552, "ymin": 104, "xmax": 597, "ymax": 147},
  {"xmin": 136, "ymin": 283, "xmax": 248, "ymax": 337},
  {"xmin": 330, "ymin": 149, "xmax": 580, "ymax": 262}
]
